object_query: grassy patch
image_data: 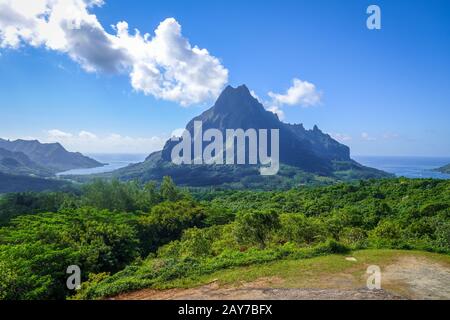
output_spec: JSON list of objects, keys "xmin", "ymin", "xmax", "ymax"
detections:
[{"xmin": 161, "ymin": 249, "xmax": 450, "ymax": 291}]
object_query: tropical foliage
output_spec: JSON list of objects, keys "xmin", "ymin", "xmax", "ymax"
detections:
[{"xmin": 0, "ymin": 177, "xmax": 449, "ymax": 299}]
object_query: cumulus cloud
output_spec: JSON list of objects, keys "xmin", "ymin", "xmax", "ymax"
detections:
[
  {"xmin": 259, "ymin": 78, "xmax": 322, "ymax": 120},
  {"xmin": 45, "ymin": 129, "xmax": 167, "ymax": 153},
  {"xmin": 268, "ymin": 78, "xmax": 321, "ymax": 108},
  {"xmin": 0, "ymin": 0, "xmax": 228, "ymax": 105}
]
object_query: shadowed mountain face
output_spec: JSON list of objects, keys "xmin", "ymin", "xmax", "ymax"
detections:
[
  {"xmin": 94, "ymin": 85, "xmax": 389, "ymax": 189},
  {"xmin": 0, "ymin": 172, "xmax": 70, "ymax": 193},
  {"xmin": 0, "ymin": 148, "xmax": 53, "ymax": 177},
  {"xmin": 0, "ymin": 139, "xmax": 103, "ymax": 173},
  {"xmin": 161, "ymin": 85, "xmax": 350, "ymax": 175}
]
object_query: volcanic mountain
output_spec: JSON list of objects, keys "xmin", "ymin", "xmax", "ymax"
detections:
[
  {"xmin": 162, "ymin": 85, "xmax": 350, "ymax": 175},
  {"xmin": 94, "ymin": 85, "xmax": 389, "ymax": 188}
]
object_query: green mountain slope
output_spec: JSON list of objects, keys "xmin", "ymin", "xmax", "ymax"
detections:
[
  {"xmin": 0, "ymin": 172, "xmax": 70, "ymax": 194},
  {"xmin": 0, "ymin": 147, "xmax": 53, "ymax": 177},
  {"xmin": 0, "ymin": 138, "xmax": 104, "ymax": 173}
]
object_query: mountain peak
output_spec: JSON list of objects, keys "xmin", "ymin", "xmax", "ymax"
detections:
[
  {"xmin": 212, "ymin": 84, "xmax": 260, "ymax": 115},
  {"xmin": 218, "ymin": 84, "xmax": 253, "ymax": 102},
  {"xmin": 222, "ymin": 84, "xmax": 251, "ymax": 95}
]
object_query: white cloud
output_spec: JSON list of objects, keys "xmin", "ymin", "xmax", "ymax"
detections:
[
  {"xmin": 266, "ymin": 105, "xmax": 285, "ymax": 120},
  {"xmin": 268, "ymin": 78, "xmax": 321, "ymax": 108},
  {"xmin": 171, "ymin": 128, "xmax": 186, "ymax": 138},
  {"xmin": 361, "ymin": 132, "xmax": 376, "ymax": 141},
  {"xmin": 44, "ymin": 129, "xmax": 166, "ymax": 153},
  {"xmin": 119, "ymin": 19, "xmax": 229, "ymax": 106},
  {"xmin": 250, "ymin": 90, "xmax": 260, "ymax": 101},
  {"xmin": 79, "ymin": 130, "xmax": 97, "ymax": 139},
  {"xmin": 332, "ymin": 133, "xmax": 352, "ymax": 142},
  {"xmin": 48, "ymin": 129, "xmax": 73, "ymax": 139},
  {"xmin": 0, "ymin": 0, "xmax": 228, "ymax": 106},
  {"xmin": 262, "ymin": 78, "xmax": 322, "ymax": 121},
  {"xmin": 249, "ymin": 89, "xmax": 285, "ymax": 120}
]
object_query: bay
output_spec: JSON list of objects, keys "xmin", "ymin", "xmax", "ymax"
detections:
[{"xmin": 57, "ymin": 153, "xmax": 147, "ymax": 176}]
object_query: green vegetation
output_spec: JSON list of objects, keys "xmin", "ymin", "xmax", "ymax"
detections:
[
  {"xmin": 435, "ymin": 163, "xmax": 450, "ymax": 174},
  {"xmin": 70, "ymin": 152, "xmax": 391, "ymax": 190},
  {"xmin": 0, "ymin": 177, "xmax": 449, "ymax": 300},
  {"xmin": 0, "ymin": 172, "xmax": 72, "ymax": 194}
]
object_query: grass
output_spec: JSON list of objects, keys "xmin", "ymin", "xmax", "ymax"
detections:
[{"xmin": 159, "ymin": 249, "xmax": 450, "ymax": 291}]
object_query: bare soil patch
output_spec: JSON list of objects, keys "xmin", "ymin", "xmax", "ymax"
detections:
[
  {"xmin": 382, "ymin": 256, "xmax": 450, "ymax": 299},
  {"xmin": 113, "ymin": 254, "xmax": 450, "ymax": 300}
]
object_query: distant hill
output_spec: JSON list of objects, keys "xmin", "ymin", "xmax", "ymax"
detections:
[
  {"xmin": 435, "ymin": 163, "xmax": 450, "ymax": 174},
  {"xmin": 0, "ymin": 138, "xmax": 104, "ymax": 173},
  {"xmin": 0, "ymin": 147, "xmax": 53, "ymax": 177},
  {"xmin": 0, "ymin": 172, "xmax": 71, "ymax": 194},
  {"xmin": 83, "ymin": 85, "xmax": 390, "ymax": 189}
]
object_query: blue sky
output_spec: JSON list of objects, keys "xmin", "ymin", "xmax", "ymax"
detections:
[{"xmin": 0, "ymin": 0, "xmax": 449, "ymax": 156}]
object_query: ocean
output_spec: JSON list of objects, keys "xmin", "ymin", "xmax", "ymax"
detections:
[
  {"xmin": 58, "ymin": 154, "xmax": 450, "ymax": 180},
  {"xmin": 353, "ymin": 156, "xmax": 450, "ymax": 180}
]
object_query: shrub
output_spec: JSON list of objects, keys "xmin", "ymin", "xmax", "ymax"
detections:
[
  {"xmin": 234, "ymin": 210, "xmax": 280, "ymax": 248},
  {"xmin": 279, "ymin": 213, "xmax": 328, "ymax": 245},
  {"xmin": 339, "ymin": 227, "xmax": 367, "ymax": 247}
]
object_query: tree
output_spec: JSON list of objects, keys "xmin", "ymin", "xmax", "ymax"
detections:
[
  {"xmin": 279, "ymin": 213, "xmax": 327, "ymax": 245},
  {"xmin": 160, "ymin": 176, "xmax": 180, "ymax": 202},
  {"xmin": 234, "ymin": 210, "xmax": 279, "ymax": 248}
]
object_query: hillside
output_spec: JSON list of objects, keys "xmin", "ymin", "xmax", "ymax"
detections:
[
  {"xmin": 436, "ymin": 163, "xmax": 450, "ymax": 174},
  {"xmin": 0, "ymin": 172, "xmax": 70, "ymax": 194},
  {"xmin": 0, "ymin": 148, "xmax": 52, "ymax": 177},
  {"xmin": 78, "ymin": 150, "xmax": 389, "ymax": 190},
  {"xmin": 0, "ymin": 138, "xmax": 104, "ymax": 173}
]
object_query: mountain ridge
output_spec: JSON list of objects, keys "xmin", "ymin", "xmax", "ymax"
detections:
[
  {"xmin": 161, "ymin": 85, "xmax": 350, "ymax": 174},
  {"xmin": 83, "ymin": 85, "xmax": 391, "ymax": 188},
  {"xmin": 0, "ymin": 147, "xmax": 53, "ymax": 177},
  {"xmin": 0, "ymin": 138, "xmax": 104, "ymax": 173}
]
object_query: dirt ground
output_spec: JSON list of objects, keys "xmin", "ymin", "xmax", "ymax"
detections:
[
  {"xmin": 382, "ymin": 256, "xmax": 450, "ymax": 299},
  {"xmin": 113, "ymin": 255, "xmax": 450, "ymax": 300}
]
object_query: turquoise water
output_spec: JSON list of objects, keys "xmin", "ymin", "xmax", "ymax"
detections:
[
  {"xmin": 57, "ymin": 154, "xmax": 147, "ymax": 176},
  {"xmin": 353, "ymin": 156, "xmax": 450, "ymax": 180}
]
